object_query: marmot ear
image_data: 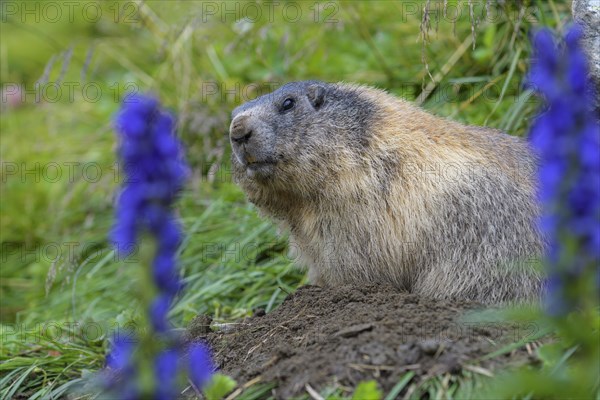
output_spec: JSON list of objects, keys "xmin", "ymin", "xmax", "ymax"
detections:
[{"xmin": 307, "ymin": 84, "xmax": 326, "ymax": 110}]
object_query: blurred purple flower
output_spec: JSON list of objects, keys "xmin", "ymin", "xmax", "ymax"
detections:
[
  {"xmin": 104, "ymin": 334, "xmax": 139, "ymax": 399},
  {"xmin": 154, "ymin": 349, "xmax": 180, "ymax": 400},
  {"xmin": 111, "ymin": 92, "xmax": 189, "ymax": 324},
  {"xmin": 105, "ymin": 93, "xmax": 214, "ymax": 397},
  {"xmin": 111, "ymin": 93, "xmax": 189, "ymax": 259},
  {"xmin": 150, "ymin": 294, "xmax": 172, "ymax": 334},
  {"xmin": 527, "ymin": 25, "xmax": 600, "ymax": 316},
  {"xmin": 188, "ymin": 343, "xmax": 215, "ymax": 390},
  {"xmin": 106, "ymin": 335, "xmax": 135, "ymax": 371}
]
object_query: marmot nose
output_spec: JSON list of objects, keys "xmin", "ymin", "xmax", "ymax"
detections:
[
  {"xmin": 231, "ymin": 129, "xmax": 252, "ymax": 144},
  {"xmin": 230, "ymin": 116, "xmax": 253, "ymax": 145}
]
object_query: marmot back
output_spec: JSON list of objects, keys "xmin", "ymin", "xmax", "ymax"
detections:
[{"xmin": 229, "ymin": 81, "xmax": 545, "ymax": 304}]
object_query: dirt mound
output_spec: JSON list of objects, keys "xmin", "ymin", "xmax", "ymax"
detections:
[{"xmin": 187, "ymin": 285, "xmax": 534, "ymax": 398}]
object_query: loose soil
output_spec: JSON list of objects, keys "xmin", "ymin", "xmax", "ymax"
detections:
[{"xmin": 187, "ymin": 285, "xmax": 536, "ymax": 398}]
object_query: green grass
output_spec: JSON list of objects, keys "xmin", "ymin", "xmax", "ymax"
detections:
[{"xmin": 1, "ymin": 0, "xmax": 574, "ymax": 398}]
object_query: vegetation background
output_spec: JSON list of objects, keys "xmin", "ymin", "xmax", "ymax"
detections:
[{"xmin": 0, "ymin": 0, "xmax": 573, "ymax": 398}]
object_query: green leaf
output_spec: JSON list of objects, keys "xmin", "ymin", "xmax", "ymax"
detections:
[
  {"xmin": 473, "ymin": 48, "xmax": 492, "ymax": 62},
  {"xmin": 384, "ymin": 372, "xmax": 415, "ymax": 400},
  {"xmin": 352, "ymin": 380, "xmax": 382, "ymax": 400},
  {"xmin": 536, "ymin": 342, "xmax": 564, "ymax": 368},
  {"xmin": 483, "ymin": 24, "xmax": 496, "ymax": 48},
  {"xmin": 203, "ymin": 373, "xmax": 237, "ymax": 400}
]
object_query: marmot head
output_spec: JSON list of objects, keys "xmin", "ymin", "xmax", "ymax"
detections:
[{"xmin": 229, "ymin": 81, "xmax": 377, "ymax": 200}]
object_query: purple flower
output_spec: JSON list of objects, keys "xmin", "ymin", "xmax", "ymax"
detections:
[
  {"xmin": 107, "ymin": 95, "xmax": 188, "ymax": 398},
  {"xmin": 154, "ymin": 349, "xmax": 180, "ymax": 400},
  {"xmin": 153, "ymin": 252, "xmax": 182, "ymax": 295},
  {"xmin": 188, "ymin": 343, "xmax": 215, "ymax": 390},
  {"xmin": 106, "ymin": 93, "xmax": 214, "ymax": 397},
  {"xmin": 150, "ymin": 294, "xmax": 172, "ymax": 334},
  {"xmin": 111, "ymin": 93, "xmax": 189, "ymax": 263},
  {"xmin": 104, "ymin": 334, "xmax": 139, "ymax": 399},
  {"xmin": 106, "ymin": 335, "xmax": 135, "ymax": 371},
  {"xmin": 111, "ymin": 93, "xmax": 189, "ymax": 325},
  {"xmin": 528, "ymin": 25, "xmax": 600, "ymax": 316},
  {"xmin": 528, "ymin": 29, "xmax": 559, "ymax": 101}
]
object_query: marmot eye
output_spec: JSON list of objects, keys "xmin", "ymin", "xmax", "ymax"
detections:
[{"xmin": 282, "ymin": 98, "xmax": 295, "ymax": 111}]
